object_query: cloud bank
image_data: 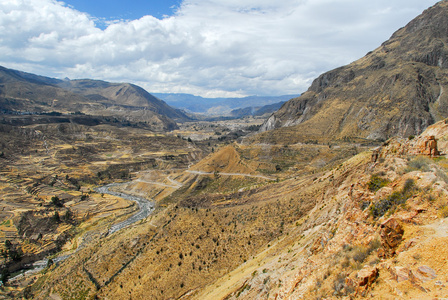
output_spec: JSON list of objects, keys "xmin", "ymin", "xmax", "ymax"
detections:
[{"xmin": 0, "ymin": 0, "xmax": 439, "ymax": 97}]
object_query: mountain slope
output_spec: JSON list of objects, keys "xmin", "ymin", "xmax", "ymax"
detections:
[
  {"xmin": 0, "ymin": 66, "xmax": 188, "ymax": 130},
  {"xmin": 259, "ymin": 0, "xmax": 448, "ymax": 143},
  {"xmin": 198, "ymin": 119, "xmax": 448, "ymax": 299},
  {"xmin": 58, "ymin": 79, "xmax": 189, "ymax": 121},
  {"xmin": 0, "ymin": 66, "xmax": 91, "ymax": 112},
  {"xmin": 230, "ymin": 101, "xmax": 285, "ymax": 118}
]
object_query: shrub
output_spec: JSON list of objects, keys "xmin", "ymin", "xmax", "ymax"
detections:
[
  {"xmin": 51, "ymin": 196, "xmax": 63, "ymax": 207},
  {"xmin": 402, "ymin": 179, "xmax": 416, "ymax": 194},
  {"xmin": 361, "ymin": 201, "xmax": 371, "ymax": 211},
  {"xmin": 52, "ymin": 212, "xmax": 60, "ymax": 223},
  {"xmin": 439, "ymin": 205, "xmax": 448, "ymax": 218},
  {"xmin": 9, "ymin": 248, "xmax": 23, "ymax": 262},
  {"xmin": 368, "ymin": 238, "xmax": 381, "ymax": 252},
  {"xmin": 63, "ymin": 210, "xmax": 72, "ymax": 222},
  {"xmin": 47, "ymin": 258, "xmax": 54, "ymax": 268},
  {"xmin": 405, "ymin": 157, "xmax": 432, "ymax": 173},
  {"xmin": 352, "ymin": 246, "xmax": 369, "ymax": 263},
  {"xmin": 370, "ymin": 192, "xmax": 403, "ymax": 218},
  {"xmin": 368, "ymin": 174, "xmax": 390, "ymax": 192},
  {"xmin": 333, "ymin": 273, "xmax": 346, "ymax": 294},
  {"xmin": 370, "ymin": 180, "xmax": 416, "ymax": 218},
  {"xmin": 1, "ymin": 268, "xmax": 10, "ymax": 284}
]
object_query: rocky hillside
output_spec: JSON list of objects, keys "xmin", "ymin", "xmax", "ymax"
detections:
[
  {"xmin": 201, "ymin": 118, "xmax": 448, "ymax": 300},
  {"xmin": 0, "ymin": 66, "xmax": 189, "ymax": 131},
  {"xmin": 0, "ymin": 66, "xmax": 88, "ymax": 112},
  {"xmin": 259, "ymin": 0, "xmax": 448, "ymax": 143},
  {"xmin": 57, "ymin": 79, "xmax": 189, "ymax": 122}
]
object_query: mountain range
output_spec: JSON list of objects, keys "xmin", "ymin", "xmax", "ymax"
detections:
[{"xmin": 0, "ymin": 65, "xmax": 294, "ymax": 130}]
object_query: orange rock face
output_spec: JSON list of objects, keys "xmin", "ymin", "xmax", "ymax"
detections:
[
  {"xmin": 355, "ymin": 265, "xmax": 379, "ymax": 296},
  {"xmin": 419, "ymin": 135, "xmax": 440, "ymax": 156},
  {"xmin": 379, "ymin": 218, "xmax": 404, "ymax": 258}
]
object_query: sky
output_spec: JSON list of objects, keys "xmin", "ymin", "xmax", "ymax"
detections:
[
  {"xmin": 62, "ymin": 0, "xmax": 182, "ymax": 26},
  {"xmin": 0, "ymin": 0, "xmax": 440, "ymax": 97}
]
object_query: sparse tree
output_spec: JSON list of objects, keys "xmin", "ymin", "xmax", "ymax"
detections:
[
  {"xmin": 4, "ymin": 240, "xmax": 11, "ymax": 250},
  {"xmin": 64, "ymin": 210, "xmax": 72, "ymax": 222},
  {"xmin": 51, "ymin": 196, "xmax": 63, "ymax": 207},
  {"xmin": 1, "ymin": 268, "xmax": 10, "ymax": 284},
  {"xmin": 46, "ymin": 258, "xmax": 54, "ymax": 268},
  {"xmin": 52, "ymin": 211, "xmax": 60, "ymax": 223},
  {"xmin": 9, "ymin": 248, "xmax": 22, "ymax": 262}
]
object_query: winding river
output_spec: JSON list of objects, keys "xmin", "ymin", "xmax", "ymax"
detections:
[
  {"xmin": 11, "ymin": 183, "xmax": 154, "ymax": 281},
  {"xmin": 95, "ymin": 182, "xmax": 155, "ymax": 235}
]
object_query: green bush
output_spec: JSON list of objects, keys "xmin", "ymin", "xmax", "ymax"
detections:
[
  {"xmin": 369, "ymin": 179, "xmax": 416, "ymax": 218},
  {"xmin": 439, "ymin": 205, "xmax": 448, "ymax": 218},
  {"xmin": 368, "ymin": 174, "xmax": 390, "ymax": 192}
]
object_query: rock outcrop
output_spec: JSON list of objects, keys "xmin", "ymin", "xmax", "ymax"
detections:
[
  {"xmin": 355, "ymin": 266, "xmax": 379, "ymax": 296},
  {"xmin": 418, "ymin": 135, "xmax": 440, "ymax": 156},
  {"xmin": 378, "ymin": 218, "xmax": 404, "ymax": 258}
]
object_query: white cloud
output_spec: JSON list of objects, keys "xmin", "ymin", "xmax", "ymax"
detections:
[{"xmin": 0, "ymin": 0, "xmax": 440, "ymax": 97}]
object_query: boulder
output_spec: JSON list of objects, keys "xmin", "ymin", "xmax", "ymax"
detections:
[
  {"xmin": 355, "ymin": 266, "xmax": 379, "ymax": 296},
  {"xmin": 357, "ymin": 266, "xmax": 379, "ymax": 287},
  {"xmin": 379, "ymin": 218, "xmax": 404, "ymax": 258},
  {"xmin": 310, "ymin": 232, "xmax": 329, "ymax": 254},
  {"xmin": 412, "ymin": 265, "xmax": 437, "ymax": 283},
  {"xmin": 389, "ymin": 266, "xmax": 410, "ymax": 282}
]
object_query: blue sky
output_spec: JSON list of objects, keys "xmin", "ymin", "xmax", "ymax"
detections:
[
  {"xmin": 0, "ymin": 0, "xmax": 440, "ymax": 97},
  {"xmin": 63, "ymin": 0, "xmax": 181, "ymax": 26}
]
